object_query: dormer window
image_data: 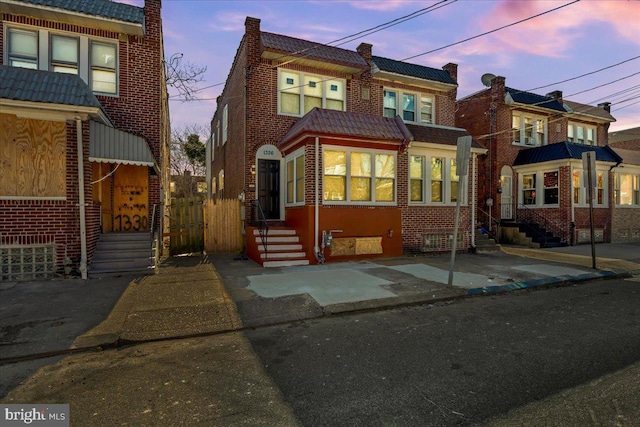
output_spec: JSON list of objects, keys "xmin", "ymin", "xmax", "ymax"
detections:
[
  {"xmin": 5, "ymin": 25, "xmax": 118, "ymax": 95},
  {"xmin": 8, "ymin": 28, "xmax": 38, "ymax": 69},
  {"xmin": 90, "ymin": 41, "xmax": 117, "ymax": 94},
  {"xmin": 278, "ymin": 70, "xmax": 345, "ymax": 116},
  {"xmin": 51, "ymin": 35, "xmax": 79, "ymax": 75},
  {"xmin": 568, "ymin": 122, "xmax": 596, "ymax": 146},
  {"xmin": 384, "ymin": 89, "xmax": 434, "ymax": 124},
  {"xmin": 512, "ymin": 112, "xmax": 546, "ymax": 146}
]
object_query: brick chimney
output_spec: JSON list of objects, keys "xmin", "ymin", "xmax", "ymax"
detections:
[
  {"xmin": 356, "ymin": 43, "xmax": 372, "ymax": 62},
  {"xmin": 546, "ymin": 90, "xmax": 563, "ymax": 104},
  {"xmin": 442, "ymin": 63, "xmax": 458, "ymax": 83},
  {"xmin": 490, "ymin": 76, "xmax": 506, "ymax": 106},
  {"xmin": 245, "ymin": 17, "xmax": 262, "ymax": 64},
  {"xmin": 598, "ymin": 102, "xmax": 611, "ymax": 112}
]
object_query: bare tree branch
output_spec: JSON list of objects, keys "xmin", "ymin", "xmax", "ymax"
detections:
[{"xmin": 165, "ymin": 53, "xmax": 207, "ymax": 101}]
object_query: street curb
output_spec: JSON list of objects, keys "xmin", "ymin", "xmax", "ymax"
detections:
[{"xmin": 467, "ymin": 270, "xmax": 631, "ymax": 296}]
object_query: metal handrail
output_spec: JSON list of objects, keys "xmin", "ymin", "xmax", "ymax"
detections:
[
  {"xmin": 515, "ymin": 203, "xmax": 565, "ymax": 246},
  {"xmin": 149, "ymin": 204, "xmax": 159, "ymax": 270},
  {"xmin": 476, "ymin": 207, "xmax": 501, "ymax": 244},
  {"xmin": 252, "ymin": 199, "xmax": 269, "ymax": 256}
]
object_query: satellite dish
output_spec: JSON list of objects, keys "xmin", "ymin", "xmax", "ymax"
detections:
[{"xmin": 481, "ymin": 73, "xmax": 496, "ymax": 87}]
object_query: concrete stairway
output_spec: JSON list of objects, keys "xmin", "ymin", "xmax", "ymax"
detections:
[
  {"xmin": 89, "ymin": 232, "xmax": 154, "ymax": 278},
  {"xmin": 475, "ymin": 229, "xmax": 501, "ymax": 253},
  {"xmin": 253, "ymin": 228, "xmax": 309, "ymax": 267}
]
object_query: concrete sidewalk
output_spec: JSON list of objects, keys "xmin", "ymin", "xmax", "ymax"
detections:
[{"xmin": 2, "ymin": 244, "xmax": 639, "ymax": 426}]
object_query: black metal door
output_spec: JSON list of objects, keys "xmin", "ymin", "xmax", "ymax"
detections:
[{"xmin": 258, "ymin": 159, "xmax": 280, "ymax": 219}]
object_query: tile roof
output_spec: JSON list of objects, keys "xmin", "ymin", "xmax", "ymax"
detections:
[
  {"xmin": 405, "ymin": 124, "xmax": 484, "ymax": 149},
  {"xmin": 278, "ymin": 108, "xmax": 411, "ymax": 149},
  {"xmin": 513, "ymin": 142, "xmax": 622, "ymax": 166},
  {"xmin": 506, "ymin": 87, "xmax": 565, "ymax": 112},
  {"xmin": 610, "ymin": 147, "xmax": 640, "ymax": 166},
  {"xmin": 0, "ymin": 65, "xmax": 102, "ymax": 108},
  {"xmin": 5, "ymin": 0, "xmax": 144, "ymax": 24},
  {"xmin": 261, "ymin": 32, "xmax": 369, "ymax": 69},
  {"xmin": 372, "ymin": 56, "xmax": 457, "ymax": 85},
  {"xmin": 564, "ymin": 100, "xmax": 615, "ymax": 122}
]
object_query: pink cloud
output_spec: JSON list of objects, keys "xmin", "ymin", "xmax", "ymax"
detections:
[
  {"xmin": 344, "ymin": 0, "xmax": 409, "ymax": 11},
  {"xmin": 462, "ymin": 0, "xmax": 640, "ymax": 58}
]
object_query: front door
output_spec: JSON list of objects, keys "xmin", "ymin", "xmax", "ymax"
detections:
[
  {"xmin": 113, "ymin": 164, "xmax": 149, "ymax": 231},
  {"xmin": 501, "ymin": 176, "xmax": 513, "ymax": 220},
  {"xmin": 257, "ymin": 159, "xmax": 280, "ymax": 220}
]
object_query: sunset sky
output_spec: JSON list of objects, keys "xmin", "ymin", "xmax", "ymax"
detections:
[{"xmin": 126, "ymin": 0, "xmax": 640, "ymax": 135}]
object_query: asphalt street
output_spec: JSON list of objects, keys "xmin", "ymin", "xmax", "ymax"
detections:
[
  {"xmin": 0, "ymin": 275, "xmax": 133, "ymax": 398},
  {"xmin": 245, "ymin": 277, "xmax": 640, "ymax": 427}
]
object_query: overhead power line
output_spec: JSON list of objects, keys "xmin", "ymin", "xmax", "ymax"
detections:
[{"xmin": 401, "ymin": 0, "xmax": 581, "ymax": 62}]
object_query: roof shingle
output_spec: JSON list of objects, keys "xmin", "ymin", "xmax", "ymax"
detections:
[
  {"xmin": 506, "ymin": 87, "xmax": 565, "ymax": 112},
  {"xmin": 4, "ymin": 0, "xmax": 144, "ymax": 24},
  {"xmin": 513, "ymin": 142, "xmax": 622, "ymax": 166},
  {"xmin": 278, "ymin": 108, "xmax": 410, "ymax": 148},
  {"xmin": 261, "ymin": 32, "xmax": 368, "ymax": 69},
  {"xmin": 0, "ymin": 65, "xmax": 102, "ymax": 108},
  {"xmin": 405, "ymin": 123, "xmax": 484, "ymax": 149},
  {"xmin": 564, "ymin": 100, "xmax": 615, "ymax": 122},
  {"xmin": 372, "ymin": 56, "xmax": 456, "ymax": 85}
]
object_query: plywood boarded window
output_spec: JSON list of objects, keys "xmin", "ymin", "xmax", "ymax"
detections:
[{"xmin": 0, "ymin": 114, "xmax": 66, "ymax": 198}]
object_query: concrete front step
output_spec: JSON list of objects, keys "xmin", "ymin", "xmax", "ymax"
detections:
[
  {"xmin": 255, "ymin": 236, "xmax": 300, "ymax": 243},
  {"xmin": 91, "ymin": 249, "xmax": 151, "ymax": 262},
  {"xmin": 97, "ymin": 232, "xmax": 152, "ymax": 242},
  {"xmin": 260, "ymin": 251, "xmax": 306, "ymax": 259},
  {"xmin": 262, "ymin": 259, "xmax": 310, "ymax": 268},
  {"xmin": 253, "ymin": 228, "xmax": 296, "ymax": 236},
  {"xmin": 89, "ymin": 232, "xmax": 154, "ymax": 278},
  {"xmin": 258, "ymin": 244, "xmax": 302, "ymax": 252}
]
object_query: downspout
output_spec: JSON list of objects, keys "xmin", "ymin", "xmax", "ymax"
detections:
[
  {"xmin": 76, "ymin": 117, "xmax": 88, "ymax": 279},
  {"xmin": 314, "ymin": 136, "xmax": 323, "ymax": 263},
  {"xmin": 471, "ymin": 153, "xmax": 476, "ymax": 249}
]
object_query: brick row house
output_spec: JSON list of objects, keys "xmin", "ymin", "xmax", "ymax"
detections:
[
  {"xmin": 456, "ymin": 75, "xmax": 627, "ymax": 247},
  {"xmin": 608, "ymin": 127, "xmax": 640, "ymax": 242},
  {"xmin": 209, "ymin": 17, "xmax": 486, "ymax": 267},
  {"xmin": 1, "ymin": 0, "xmax": 170, "ymax": 279}
]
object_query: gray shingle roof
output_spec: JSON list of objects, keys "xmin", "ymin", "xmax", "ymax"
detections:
[
  {"xmin": 506, "ymin": 87, "xmax": 565, "ymax": 112},
  {"xmin": 610, "ymin": 147, "xmax": 640, "ymax": 166},
  {"xmin": 564, "ymin": 100, "xmax": 615, "ymax": 122},
  {"xmin": 513, "ymin": 142, "xmax": 622, "ymax": 166},
  {"xmin": 6, "ymin": 0, "xmax": 144, "ymax": 24},
  {"xmin": 261, "ymin": 32, "xmax": 369, "ymax": 69},
  {"xmin": 0, "ymin": 65, "xmax": 102, "ymax": 108},
  {"xmin": 405, "ymin": 124, "xmax": 484, "ymax": 149},
  {"xmin": 372, "ymin": 56, "xmax": 457, "ymax": 85},
  {"xmin": 278, "ymin": 108, "xmax": 411, "ymax": 149}
]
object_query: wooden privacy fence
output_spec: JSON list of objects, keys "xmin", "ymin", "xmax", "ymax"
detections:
[
  {"xmin": 168, "ymin": 197, "xmax": 204, "ymax": 255},
  {"xmin": 204, "ymin": 199, "xmax": 243, "ymax": 253}
]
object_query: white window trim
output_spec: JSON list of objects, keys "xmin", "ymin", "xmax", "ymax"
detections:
[
  {"xmin": 285, "ymin": 148, "xmax": 305, "ymax": 207},
  {"xmin": 384, "ymin": 88, "xmax": 435, "ymax": 124},
  {"xmin": 322, "ymin": 145, "xmax": 397, "ymax": 206},
  {"xmin": 277, "ymin": 69, "xmax": 346, "ymax": 117},
  {"xmin": 614, "ymin": 170, "xmax": 640, "ymax": 207},
  {"xmin": 408, "ymin": 149, "xmax": 467, "ymax": 206},
  {"xmin": 568, "ymin": 122, "xmax": 597, "ymax": 146},
  {"xmin": 4, "ymin": 24, "xmax": 119, "ymax": 96},
  {"xmin": 517, "ymin": 169, "xmax": 560, "ymax": 208},
  {"xmin": 512, "ymin": 112, "xmax": 547, "ymax": 147},
  {"xmin": 571, "ymin": 165, "xmax": 609, "ymax": 208}
]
